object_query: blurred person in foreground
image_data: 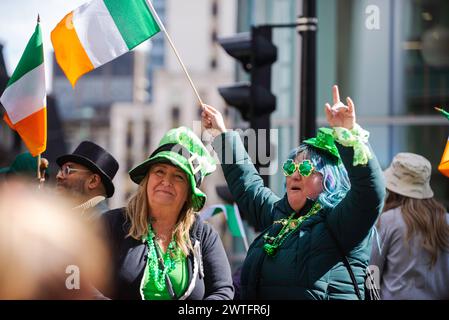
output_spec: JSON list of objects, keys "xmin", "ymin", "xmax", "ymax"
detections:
[
  {"xmin": 0, "ymin": 180, "xmax": 110, "ymax": 299},
  {"xmin": 370, "ymin": 152, "xmax": 449, "ymax": 299},
  {"xmin": 55, "ymin": 141, "xmax": 119, "ymax": 219},
  {"xmin": 202, "ymin": 85, "xmax": 385, "ymax": 300},
  {"xmin": 101, "ymin": 126, "xmax": 234, "ymax": 300}
]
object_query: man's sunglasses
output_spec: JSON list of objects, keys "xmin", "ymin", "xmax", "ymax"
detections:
[{"xmin": 58, "ymin": 166, "xmax": 90, "ymax": 177}]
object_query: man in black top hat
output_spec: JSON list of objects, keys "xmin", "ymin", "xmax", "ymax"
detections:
[{"xmin": 56, "ymin": 141, "xmax": 119, "ymax": 219}]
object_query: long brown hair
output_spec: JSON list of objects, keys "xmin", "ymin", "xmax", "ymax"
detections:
[
  {"xmin": 125, "ymin": 174, "xmax": 196, "ymax": 256},
  {"xmin": 380, "ymin": 191, "xmax": 449, "ymax": 267}
]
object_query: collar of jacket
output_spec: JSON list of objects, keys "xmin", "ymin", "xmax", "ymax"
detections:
[
  {"xmin": 280, "ymin": 194, "xmax": 327, "ymax": 228},
  {"xmin": 74, "ymin": 196, "xmax": 106, "ymax": 215},
  {"xmin": 280, "ymin": 194, "xmax": 316, "ymax": 216},
  {"xmin": 177, "ymin": 240, "xmax": 202, "ymax": 300}
]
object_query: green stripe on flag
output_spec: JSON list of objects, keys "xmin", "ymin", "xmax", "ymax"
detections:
[
  {"xmin": 7, "ymin": 24, "xmax": 43, "ymax": 87},
  {"xmin": 223, "ymin": 204, "xmax": 243, "ymax": 237},
  {"xmin": 103, "ymin": 0, "xmax": 161, "ymax": 50}
]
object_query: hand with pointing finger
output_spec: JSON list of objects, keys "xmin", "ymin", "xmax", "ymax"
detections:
[{"xmin": 324, "ymin": 85, "xmax": 356, "ymax": 130}]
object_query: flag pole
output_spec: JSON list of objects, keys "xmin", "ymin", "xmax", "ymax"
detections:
[
  {"xmin": 435, "ymin": 107, "xmax": 449, "ymax": 120},
  {"xmin": 37, "ymin": 154, "xmax": 41, "ymax": 180},
  {"xmin": 36, "ymin": 15, "xmax": 42, "ymax": 186},
  {"xmin": 144, "ymin": 0, "xmax": 204, "ymax": 107}
]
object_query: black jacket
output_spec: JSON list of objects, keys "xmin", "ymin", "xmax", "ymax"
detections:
[{"xmin": 101, "ymin": 208, "xmax": 234, "ymax": 300}]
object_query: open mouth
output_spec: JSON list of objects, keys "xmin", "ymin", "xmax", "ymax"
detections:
[{"xmin": 290, "ymin": 186, "xmax": 302, "ymax": 191}]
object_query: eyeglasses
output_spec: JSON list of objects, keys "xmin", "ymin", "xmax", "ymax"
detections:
[
  {"xmin": 58, "ymin": 166, "xmax": 90, "ymax": 177},
  {"xmin": 282, "ymin": 159, "xmax": 315, "ymax": 177}
]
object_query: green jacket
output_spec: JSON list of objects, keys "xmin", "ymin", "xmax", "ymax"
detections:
[{"xmin": 212, "ymin": 131, "xmax": 385, "ymax": 300}]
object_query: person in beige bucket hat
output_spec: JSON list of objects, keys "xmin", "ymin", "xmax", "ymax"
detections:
[
  {"xmin": 383, "ymin": 152, "xmax": 434, "ymax": 199},
  {"xmin": 370, "ymin": 152, "xmax": 449, "ymax": 300}
]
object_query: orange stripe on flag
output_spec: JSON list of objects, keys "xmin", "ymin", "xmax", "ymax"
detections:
[
  {"xmin": 438, "ymin": 139, "xmax": 449, "ymax": 178},
  {"xmin": 3, "ymin": 108, "xmax": 47, "ymax": 156},
  {"xmin": 3, "ymin": 113, "xmax": 14, "ymax": 129},
  {"xmin": 51, "ymin": 12, "xmax": 94, "ymax": 87}
]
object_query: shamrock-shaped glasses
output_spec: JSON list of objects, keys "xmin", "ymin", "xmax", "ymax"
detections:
[{"xmin": 282, "ymin": 159, "xmax": 315, "ymax": 177}]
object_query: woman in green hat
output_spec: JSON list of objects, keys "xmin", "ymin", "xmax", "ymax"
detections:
[
  {"xmin": 202, "ymin": 85, "xmax": 385, "ymax": 300},
  {"xmin": 101, "ymin": 127, "xmax": 234, "ymax": 300}
]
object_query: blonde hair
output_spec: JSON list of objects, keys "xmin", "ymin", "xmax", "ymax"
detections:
[
  {"xmin": 125, "ymin": 174, "xmax": 196, "ymax": 256},
  {"xmin": 380, "ymin": 191, "xmax": 449, "ymax": 267}
]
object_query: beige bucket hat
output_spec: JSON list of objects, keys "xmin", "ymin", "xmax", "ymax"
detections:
[{"xmin": 384, "ymin": 152, "xmax": 434, "ymax": 199}]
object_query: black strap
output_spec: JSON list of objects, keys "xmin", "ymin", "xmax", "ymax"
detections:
[
  {"xmin": 150, "ymin": 143, "xmax": 202, "ymax": 187},
  {"xmin": 325, "ymin": 219, "xmax": 362, "ymax": 300},
  {"xmin": 152, "ymin": 236, "xmax": 177, "ymax": 300}
]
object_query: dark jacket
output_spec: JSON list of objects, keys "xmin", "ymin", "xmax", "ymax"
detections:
[
  {"xmin": 212, "ymin": 131, "xmax": 385, "ymax": 300},
  {"xmin": 100, "ymin": 208, "xmax": 234, "ymax": 300}
]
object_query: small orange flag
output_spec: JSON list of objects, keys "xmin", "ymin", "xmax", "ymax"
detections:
[
  {"xmin": 435, "ymin": 107, "xmax": 449, "ymax": 177},
  {"xmin": 438, "ymin": 138, "xmax": 449, "ymax": 178}
]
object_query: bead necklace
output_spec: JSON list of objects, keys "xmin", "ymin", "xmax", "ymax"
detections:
[
  {"xmin": 145, "ymin": 226, "xmax": 180, "ymax": 292},
  {"xmin": 263, "ymin": 202, "xmax": 322, "ymax": 256}
]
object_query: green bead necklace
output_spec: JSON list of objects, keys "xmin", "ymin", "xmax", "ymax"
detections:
[
  {"xmin": 145, "ymin": 226, "xmax": 180, "ymax": 292},
  {"xmin": 263, "ymin": 202, "xmax": 322, "ymax": 256}
]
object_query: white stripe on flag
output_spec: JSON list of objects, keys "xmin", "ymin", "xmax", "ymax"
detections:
[
  {"xmin": 73, "ymin": 0, "xmax": 128, "ymax": 68},
  {"xmin": 0, "ymin": 64, "xmax": 46, "ymax": 124},
  {"xmin": 200, "ymin": 205, "xmax": 226, "ymax": 220}
]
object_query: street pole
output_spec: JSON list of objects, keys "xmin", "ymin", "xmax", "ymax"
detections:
[
  {"xmin": 250, "ymin": 26, "xmax": 274, "ymax": 188},
  {"xmin": 298, "ymin": 0, "xmax": 317, "ymax": 140}
]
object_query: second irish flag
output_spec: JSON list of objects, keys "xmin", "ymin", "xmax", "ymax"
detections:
[{"xmin": 51, "ymin": 0, "xmax": 161, "ymax": 87}]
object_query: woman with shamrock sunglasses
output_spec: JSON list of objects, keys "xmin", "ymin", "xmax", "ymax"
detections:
[{"xmin": 202, "ymin": 85, "xmax": 385, "ymax": 300}]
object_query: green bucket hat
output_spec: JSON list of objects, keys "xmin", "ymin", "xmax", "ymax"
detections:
[
  {"xmin": 0, "ymin": 152, "xmax": 38, "ymax": 176},
  {"xmin": 129, "ymin": 126, "xmax": 216, "ymax": 211},
  {"xmin": 303, "ymin": 127, "xmax": 341, "ymax": 162}
]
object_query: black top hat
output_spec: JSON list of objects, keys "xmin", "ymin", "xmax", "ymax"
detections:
[{"xmin": 56, "ymin": 141, "xmax": 119, "ymax": 198}]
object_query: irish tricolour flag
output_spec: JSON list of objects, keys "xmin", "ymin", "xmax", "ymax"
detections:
[
  {"xmin": 51, "ymin": 0, "xmax": 161, "ymax": 87},
  {"xmin": 201, "ymin": 204, "xmax": 249, "ymax": 251},
  {"xmin": 0, "ymin": 22, "xmax": 46, "ymax": 156}
]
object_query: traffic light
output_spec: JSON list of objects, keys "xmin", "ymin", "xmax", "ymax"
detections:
[
  {"xmin": 218, "ymin": 26, "xmax": 277, "ymax": 124},
  {"xmin": 217, "ymin": 26, "xmax": 277, "ymax": 187}
]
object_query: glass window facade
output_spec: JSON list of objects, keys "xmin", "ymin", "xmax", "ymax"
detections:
[{"xmin": 316, "ymin": 0, "xmax": 449, "ymax": 206}]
